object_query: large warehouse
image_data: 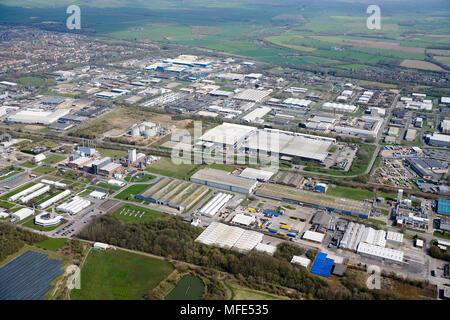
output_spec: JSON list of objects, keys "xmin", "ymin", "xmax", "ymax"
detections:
[
  {"xmin": 197, "ymin": 122, "xmax": 257, "ymax": 149},
  {"xmin": 195, "ymin": 222, "xmax": 263, "ymax": 253},
  {"xmin": 136, "ymin": 177, "xmax": 210, "ymax": 211},
  {"xmin": 190, "ymin": 168, "xmax": 258, "ymax": 194},
  {"xmin": 255, "ymin": 183, "xmax": 371, "ymax": 218},
  {"xmin": 5, "ymin": 109, "xmax": 70, "ymax": 125},
  {"xmin": 244, "ymin": 128, "xmax": 335, "ymax": 162},
  {"xmin": 196, "ymin": 123, "xmax": 335, "ymax": 162}
]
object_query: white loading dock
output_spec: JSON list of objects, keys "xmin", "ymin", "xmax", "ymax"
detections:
[
  {"xmin": 8, "ymin": 183, "xmax": 45, "ymax": 202},
  {"xmin": 231, "ymin": 214, "xmax": 256, "ymax": 226},
  {"xmin": 37, "ymin": 189, "xmax": 71, "ymax": 209},
  {"xmin": 199, "ymin": 193, "xmax": 233, "ymax": 217},
  {"xmin": 291, "ymin": 256, "xmax": 311, "ymax": 269},
  {"xmin": 357, "ymin": 242, "xmax": 404, "ymax": 264},
  {"xmin": 20, "ymin": 185, "xmax": 51, "ymax": 204},
  {"xmin": 56, "ymin": 196, "xmax": 91, "ymax": 215},
  {"xmin": 302, "ymin": 230, "xmax": 325, "ymax": 243},
  {"xmin": 239, "ymin": 168, "xmax": 275, "ymax": 182},
  {"xmin": 254, "ymin": 243, "xmax": 277, "ymax": 255},
  {"xmin": 11, "ymin": 208, "xmax": 34, "ymax": 221}
]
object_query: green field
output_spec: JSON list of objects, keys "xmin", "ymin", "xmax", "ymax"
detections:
[
  {"xmin": 42, "ymin": 154, "xmax": 66, "ymax": 165},
  {"xmin": 112, "ymin": 204, "xmax": 162, "ymax": 223},
  {"xmin": 32, "ymin": 165, "xmax": 57, "ymax": 175},
  {"xmin": 36, "ymin": 238, "xmax": 68, "ymax": 251},
  {"xmin": 1, "ymin": 1, "xmax": 449, "ymax": 71},
  {"xmin": 114, "ymin": 184, "xmax": 151, "ymax": 201},
  {"xmin": 22, "ymin": 217, "xmax": 65, "ymax": 232},
  {"xmin": 21, "ymin": 161, "xmax": 37, "ymax": 168},
  {"xmin": 145, "ymin": 157, "xmax": 199, "ymax": 179},
  {"xmin": 97, "ymin": 148, "xmax": 128, "ymax": 159},
  {"xmin": 125, "ymin": 173, "xmax": 156, "ymax": 183},
  {"xmin": 0, "ymin": 167, "xmax": 24, "ymax": 181},
  {"xmin": 0, "ymin": 182, "xmax": 36, "ymax": 201},
  {"xmin": 71, "ymin": 249, "xmax": 174, "ymax": 300},
  {"xmin": 97, "ymin": 182, "xmax": 124, "ymax": 191},
  {"xmin": 166, "ymin": 275, "xmax": 205, "ymax": 300},
  {"xmin": 326, "ymin": 186, "xmax": 375, "ymax": 201}
]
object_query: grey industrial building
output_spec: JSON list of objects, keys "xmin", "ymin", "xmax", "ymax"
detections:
[{"xmin": 190, "ymin": 168, "xmax": 258, "ymax": 194}]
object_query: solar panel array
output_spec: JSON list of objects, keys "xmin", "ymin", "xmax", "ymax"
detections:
[
  {"xmin": 310, "ymin": 252, "xmax": 334, "ymax": 278},
  {"xmin": 0, "ymin": 250, "xmax": 64, "ymax": 300}
]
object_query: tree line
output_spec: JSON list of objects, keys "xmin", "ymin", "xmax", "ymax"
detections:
[{"xmin": 77, "ymin": 214, "xmax": 401, "ymax": 300}]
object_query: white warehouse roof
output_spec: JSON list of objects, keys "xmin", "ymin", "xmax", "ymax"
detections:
[
  {"xmin": 290, "ymin": 255, "xmax": 311, "ymax": 268},
  {"xmin": 6, "ymin": 109, "xmax": 70, "ymax": 125},
  {"xmin": 254, "ymin": 243, "xmax": 277, "ymax": 255},
  {"xmin": 199, "ymin": 193, "xmax": 232, "ymax": 217},
  {"xmin": 386, "ymin": 231, "xmax": 403, "ymax": 244},
  {"xmin": 56, "ymin": 196, "xmax": 90, "ymax": 214},
  {"xmin": 12, "ymin": 208, "xmax": 34, "ymax": 221},
  {"xmin": 302, "ymin": 230, "xmax": 325, "ymax": 243},
  {"xmin": 195, "ymin": 222, "xmax": 263, "ymax": 252},
  {"xmin": 232, "ymin": 214, "xmax": 256, "ymax": 226},
  {"xmin": 239, "ymin": 168, "xmax": 275, "ymax": 182},
  {"xmin": 37, "ymin": 189, "xmax": 71, "ymax": 209},
  {"xmin": 357, "ymin": 242, "xmax": 404, "ymax": 264}
]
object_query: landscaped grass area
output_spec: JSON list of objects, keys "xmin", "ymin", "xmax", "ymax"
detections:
[
  {"xmin": 166, "ymin": 275, "xmax": 205, "ymax": 300},
  {"xmin": 114, "ymin": 184, "xmax": 150, "ymax": 201},
  {"xmin": 0, "ymin": 167, "xmax": 24, "ymax": 181},
  {"xmin": 0, "ymin": 200, "xmax": 15, "ymax": 209},
  {"xmin": 97, "ymin": 148, "xmax": 128, "ymax": 159},
  {"xmin": 32, "ymin": 165, "xmax": 57, "ymax": 175},
  {"xmin": 145, "ymin": 157, "xmax": 199, "ymax": 179},
  {"xmin": 125, "ymin": 173, "xmax": 156, "ymax": 183},
  {"xmin": 0, "ymin": 182, "xmax": 36, "ymax": 200},
  {"xmin": 22, "ymin": 217, "xmax": 65, "ymax": 232},
  {"xmin": 367, "ymin": 218, "xmax": 387, "ymax": 226},
  {"xmin": 112, "ymin": 204, "xmax": 162, "ymax": 223},
  {"xmin": 97, "ymin": 182, "xmax": 124, "ymax": 191},
  {"xmin": 70, "ymin": 249, "xmax": 174, "ymax": 300},
  {"xmin": 36, "ymin": 238, "xmax": 68, "ymax": 251},
  {"xmin": 42, "ymin": 154, "xmax": 66, "ymax": 165},
  {"xmin": 326, "ymin": 186, "xmax": 374, "ymax": 201},
  {"xmin": 21, "ymin": 161, "xmax": 37, "ymax": 168},
  {"xmin": 433, "ymin": 230, "xmax": 450, "ymax": 240}
]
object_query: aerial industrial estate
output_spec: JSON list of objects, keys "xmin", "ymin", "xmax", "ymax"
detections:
[{"xmin": 0, "ymin": 0, "xmax": 449, "ymax": 305}]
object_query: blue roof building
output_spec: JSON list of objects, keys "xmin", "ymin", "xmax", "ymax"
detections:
[{"xmin": 437, "ymin": 199, "xmax": 450, "ymax": 216}]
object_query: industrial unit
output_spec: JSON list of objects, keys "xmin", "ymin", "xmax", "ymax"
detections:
[
  {"xmin": 255, "ymin": 183, "xmax": 371, "ymax": 219},
  {"xmin": 190, "ymin": 168, "xmax": 258, "ymax": 194},
  {"xmin": 195, "ymin": 222, "xmax": 263, "ymax": 253}
]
